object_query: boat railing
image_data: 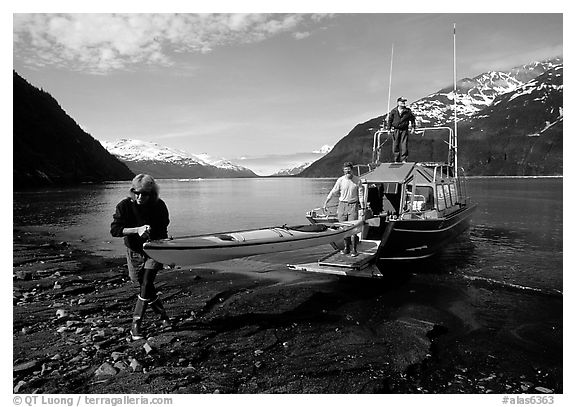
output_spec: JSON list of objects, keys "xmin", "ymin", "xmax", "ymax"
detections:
[
  {"xmin": 354, "ymin": 162, "xmax": 380, "ymax": 177},
  {"xmin": 373, "ymin": 125, "xmax": 456, "ymax": 166},
  {"xmin": 456, "ymin": 167, "xmax": 471, "ymax": 204}
]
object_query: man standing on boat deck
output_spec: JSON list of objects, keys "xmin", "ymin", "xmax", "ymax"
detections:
[
  {"xmin": 323, "ymin": 162, "xmax": 365, "ymax": 257},
  {"xmin": 387, "ymin": 97, "xmax": 417, "ymax": 163},
  {"xmin": 110, "ymin": 174, "xmax": 171, "ymax": 340}
]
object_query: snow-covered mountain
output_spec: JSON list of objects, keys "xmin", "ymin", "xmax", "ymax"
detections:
[
  {"xmin": 272, "ymin": 161, "xmax": 313, "ymax": 176},
  {"xmin": 271, "ymin": 145, "xmax": 333, "ymax": 176},
  {"xmin": 410, "ymin": 57, "xmax": 562, "ymax": 127},
  {"xmin": 101, "ymin": 139, "xmax": 257, "ymax": 178},
  {"xmin": 301, "ymin": 57, "xmax": 563, "ymax": 177}
]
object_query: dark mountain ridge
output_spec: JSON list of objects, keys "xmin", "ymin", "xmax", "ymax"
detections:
[{"xmin": 13, "ymin": 71, "xmax": 135, "ymax": 188}]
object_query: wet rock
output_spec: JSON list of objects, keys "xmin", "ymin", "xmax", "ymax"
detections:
[
  {"xmin": 14, "ymin": 380, "xmax": 26, "ymax": 393},
  {"xmin": 41, "ymin": 363, "xmax": 51, "ymax": 376},
  {"xmin": 147, "ymin": 334, "xmax": 175, "ymax": 347},
  {"xmin": 51, "ymin": 354, "xmax": 62, "ymax": 361},
  {"xmin": 14, "ymin": 360, "xmax": 40, "ymax": 373},
  {"xmin": 143, "ymin": 343, "xmax": 154, "ymax": 355},
  {"xmin": 94, "ymin": 362, "xmax": 117, "ymax": 378},
  {"xmin": 130, "ymin": 359, "xmax": 143, "ymax": 372},
  {"xmin": 114, "ymin": 361, "xmax": 129, "ymax": 371},
  {"xmin": 55, "ymin": 309, "xmax": 67, "ymax": 319},
  {"xmin": 56, "ymin": 326, "xmax": 68, "ymax": 333},
  {"xmin": 15, "ymin": 270, "xmax": 34, "ymax": 280},
  {"xmin": 111, "ymin": 352, "xmax": 125, "ymax": 361}
]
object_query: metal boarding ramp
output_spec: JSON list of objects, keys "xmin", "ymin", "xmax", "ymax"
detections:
[{"xmin": 286, "ymin": 240, "xmax": 383, "ymax": 278}]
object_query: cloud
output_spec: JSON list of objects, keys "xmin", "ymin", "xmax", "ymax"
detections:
[
  {"xmin": 292, "ymin": 31, "xmax": 311, "ymax": 40},
  {"xmin": 13, "ymin": 13, "xmax": 332, "ymax": 73}
]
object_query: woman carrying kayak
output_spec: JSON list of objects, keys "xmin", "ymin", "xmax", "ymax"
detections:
[{"xmin": 110, "ymin": 174, "xmax": 171, "ymax": 340}]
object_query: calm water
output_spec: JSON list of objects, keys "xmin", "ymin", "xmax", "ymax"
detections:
[{"xmin": 13, "ymin": 177, "xmax": 562, "ymax": 292}]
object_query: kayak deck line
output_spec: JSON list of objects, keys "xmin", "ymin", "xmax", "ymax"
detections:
[{"xmin": 143, "ymin": 220, "xmax": 365, "ymax": 266}]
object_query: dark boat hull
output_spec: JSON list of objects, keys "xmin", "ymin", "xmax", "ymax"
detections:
[{"xmin": 376, "ymin": 203, "xmax": 477, "ymax": 260}]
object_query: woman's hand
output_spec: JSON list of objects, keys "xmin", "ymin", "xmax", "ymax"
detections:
[{"xmin": 137, "ymin": 225, "xmax": 151, "ymax": 238}]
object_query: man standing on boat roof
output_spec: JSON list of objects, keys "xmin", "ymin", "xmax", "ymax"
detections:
[
  {"xmin": 110, "ymin": 174, "xmax": 171, "ymax": 340},
  {"xmin": 323, "ymin": 162, "xmax": 365, "ymax": 257},
  {"xmin": 387, "ymin": 97, "xmax": 417, "ymax": 163}
]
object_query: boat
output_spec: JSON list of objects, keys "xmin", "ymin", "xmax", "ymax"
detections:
[
  {"xmin": 288, "ymin": 27, "xmax": 477, "ymax": 278},
  {"xmin": 143, "ymin": 220, "xmax": 364, "ymax": 266},
  {"xmin": 291, "ymin": 126, "xmax": 477, "ymax": 277}
]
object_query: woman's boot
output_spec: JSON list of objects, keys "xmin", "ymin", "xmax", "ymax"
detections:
[
  {"xmin": 149, "ymin": 296, "xmax": 172, "ymax": 330},
  {"xmin": 131, "ymin": 295, "xmax": 148, "ymax": 340}
]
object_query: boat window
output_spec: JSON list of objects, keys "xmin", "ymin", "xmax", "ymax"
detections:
[
  {"xmin": 367, "ymin": 184, "xmax": 383, "ymax": 214},
  {"xmin": 449, "ymin": 183, "xmax": 458, "ymax": 204},
  {"xmin": 436, "ymin": 184, "xmax": 446, "ymax": 211},
  {"xmin": 443, "ymin": 184, "xmax": 452, "ymax": 207},
  {"xmin": 414, "ymin": 186, "xmax": 434, "ymax": 211},
  {"xmin": 365, "ymin": 183, "xmax": 400, "ymax": 215},
  {"xmin": 383, "ymin": 191, "xmax": 400, "ymax": 215}
]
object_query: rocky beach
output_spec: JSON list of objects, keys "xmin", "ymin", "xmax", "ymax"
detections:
[{"xmin": 13, "ymin": 228, "xmax": 562, "ymax": 394}]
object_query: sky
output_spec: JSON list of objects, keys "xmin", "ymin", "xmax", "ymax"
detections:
[{"xmin": 12, "ymin": 9, "xmax": 564, "ymax": 174}]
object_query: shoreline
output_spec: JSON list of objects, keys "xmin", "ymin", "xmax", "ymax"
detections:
[{"xmin": 13, "ymin": 227, "xmax": 562, "ymax": 394}]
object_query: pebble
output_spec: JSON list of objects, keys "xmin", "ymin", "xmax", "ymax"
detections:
[
  {"xmin": 56, "ymin": 326, "xmax": 68, "ymax": 333},
  {"xmin": 130, "ymin": 359, "xmax": 143, "ymax": 372},
  {"xmin": 111, "ymin": 352, "xmax": 125, "ymax": 361},
  {"xmin": 14, "ymin": 360, "xmax": 40, "ymax": 373},
  {"xmin": 14, "ymin": 380, "xmax": 26, "ymax": 393},
  {"xmin": 114, "ymin": 361, "xmax": 128, "ymax": 371},
  {"xmin": 535, "ymin": 386, "xmax": 553, "ymax": 393},
  {"xmin": 143, "ymin": 343, "xmax": 154, "ymax": 354},
  {"xmin": 55, "ymin": 309, "xmax": 68, "ymax": 319},
  {"xmin": 94, "ymin": 362, "xmax": 117, "ymax": 378},
  {"xmin": 15, "ymin": 270, "xmax": 33, "ymax": 280},
  {"xmin": 41, "ymin": 364, "xmax": 51, "ymax": 376}
]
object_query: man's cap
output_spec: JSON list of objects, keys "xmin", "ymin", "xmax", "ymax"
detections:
[{"xmin": 397, "ymin": 97, "xmax": 407, "ymax": 102}]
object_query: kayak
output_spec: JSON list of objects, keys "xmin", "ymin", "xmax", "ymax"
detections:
[{"xmin": 143, "ymin": 220, "xmax": 364, "ymax": 266}]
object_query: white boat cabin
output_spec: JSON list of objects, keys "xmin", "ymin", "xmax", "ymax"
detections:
[{"xmin": 360, "ymin": 161, "xmax": 469, "ymax": 222}]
